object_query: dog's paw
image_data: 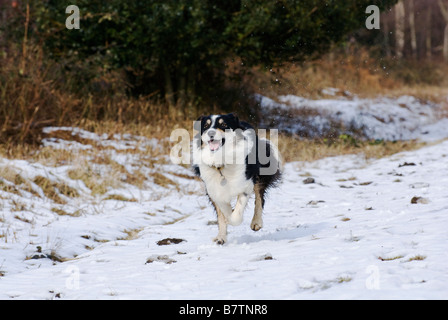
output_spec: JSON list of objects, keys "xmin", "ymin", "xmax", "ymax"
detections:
[
  {"xmin": 213, "ymin": 235, "xmax": 227, "ymax": 245},
  {"xmin": 228, "ymin": 213, "xmax": 243, "ymax": 226},
  {"xmin": 250, "ymin": 220, "xmax": 263, "ymax": 231}
]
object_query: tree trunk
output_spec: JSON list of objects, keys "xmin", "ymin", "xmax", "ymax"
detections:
[
  {"xmin": 444, "ymin": 25, "xmax": 448, "ymax": 62},
  {"xmin": 164, "ymin": 66, "xmax": 175, "ymax": 114},
  {"xmin": 382, "ymin": 16, "xmax": 391, "ymax": 57},
  {"xmin": 178, "ymin": 72, "xmax": 187, "ymax": 112},
  {"xmin": 394, "ymin": 1, "xmax": 405, "ymax": 59},
  {"xmin": 438, "ymin": 0, "xmax": 448, "ymax": 62},
  {"xmin": 426, "ymin": 6, "xmax": 432, "ymax": 60},
  {"xmin": 408, "ymin": 0, "xmax": 417, "ymax": 59},
  {"xmin": 186, "ymin": 66, "xmax": 197, "ymax": 117}
]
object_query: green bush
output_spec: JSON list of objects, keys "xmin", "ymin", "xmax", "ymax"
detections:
[{"xmin": 37, "ymin": 1, "xmax": 396, "ymax": 107}]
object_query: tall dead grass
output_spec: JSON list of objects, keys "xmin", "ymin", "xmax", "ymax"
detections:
[
  {"xmin": 0, "ymin": 40, "xmax": 181, "ymax": 146},
  {"xmin": 0, "ymin": 44, "xmax": 74, "ymax": 144},
  {"xmin": 248, "ymin": 47, "xmax": 448, "ymax": 103}
]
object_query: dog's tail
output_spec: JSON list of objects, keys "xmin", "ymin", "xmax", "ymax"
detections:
[
  {"xmin": 257, "ymin": 137, "xmax": 282, "ymax": 189},
  {"xmin": 269, "ymin": 138, "xmax": 284, "ymax": 174}
]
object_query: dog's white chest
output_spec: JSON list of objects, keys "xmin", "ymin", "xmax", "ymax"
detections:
[{"xmin": 199, "ymin": 164, "xmax": 253, "ymax": 204}]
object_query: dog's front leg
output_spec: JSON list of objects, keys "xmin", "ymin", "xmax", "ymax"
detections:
[
  {"xmin": 212, "ymin": 202, "xmax": 231, "ymax": 245},
  {"xmin": 228, "ymin": 193, "xmax": 249, "ymax": 226},
  {"xmin": 214, "ymin": 207, "xmax": 228, "ymax": 245}
]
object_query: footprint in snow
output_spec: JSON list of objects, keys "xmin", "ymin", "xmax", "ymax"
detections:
[{"xmin": 146, "ymin": 255, "xmax": 176, "ymax": 264}]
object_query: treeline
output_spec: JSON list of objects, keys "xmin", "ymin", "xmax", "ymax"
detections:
[
  {"xmin": 1, "ymin": 0, "xmax": 403, "ymax": 143},
  {"xmin": 1, "ymin": 1, "xmax": 396, "ymax": 106},
  {"xmin": 382, "ymin": 0, "xmax": 448, "ymax": 61}
]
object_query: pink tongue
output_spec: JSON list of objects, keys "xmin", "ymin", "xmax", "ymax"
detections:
[{"xmin": 209, "ymin": 140, "xmax": 221, "ymax": 151}]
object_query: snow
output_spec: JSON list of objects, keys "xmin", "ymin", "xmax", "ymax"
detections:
[
  {"xmin": 1, "ymin": 103, "xmax": 448, "ymax": 300},
  {"xmin": 257, "ymin": 93, "xmax": 448, "ymax": 141}
]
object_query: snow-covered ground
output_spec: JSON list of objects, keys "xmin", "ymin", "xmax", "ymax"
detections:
[
  {"xmin": 257, "ymin": 92, "xmax": 448, "ymax": 141},
  {"xmin": 1, "ymin": 119, "xmax": 448, "ymax": 300}
]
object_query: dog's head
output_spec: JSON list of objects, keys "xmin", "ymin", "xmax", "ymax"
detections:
[
  {"xmin": 196, "ymin": 113, "xmax": 242, "ymax": 153},
  {"xmin": 193, "ymin": 113, "xmax": 255, "ymax": 168}
]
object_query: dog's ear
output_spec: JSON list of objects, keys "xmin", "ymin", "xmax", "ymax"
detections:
[
  {"xmin": 228, "ymin": 112, "xmax": 251, "ymax": 130},
  {"xmin": 196, "ymin": 115, "xmax": 204, "ymax": 122},
  {"xmin": 227, "ymin": 112, "xmax": 240, "ymax": 125}
]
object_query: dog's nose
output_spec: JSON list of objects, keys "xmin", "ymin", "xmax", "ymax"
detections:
[{"xmin": 207, "ymin": 129, "xmax": 216, "ymax": 139}]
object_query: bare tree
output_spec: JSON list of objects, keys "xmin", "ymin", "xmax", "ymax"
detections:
[
  {"xmin": 382, "ymin": 14, "xmax": 392, "ymax": 57},
  {"xmin": 438, "ymin": 0, "xmax": 448, "ymax": 61},
  {"xmin": 426, "ymin": 4, "xmax": 433, "ymax": 60},
  {"xmin": 409, "ymin": 0, "xmax": 417, "ymax": 59},
  {"xmin": 394, "ymin": 1, "xmax": 405, "ymax": 59}
]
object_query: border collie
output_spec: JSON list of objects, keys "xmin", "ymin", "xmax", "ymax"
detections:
[{"xmin": 193, "ymin": 113, "xmax": 282, "ymax": 244}]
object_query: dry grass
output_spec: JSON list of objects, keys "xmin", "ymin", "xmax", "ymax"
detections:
[
  {"xmin": 0, "ymin": 119, "xmax": 192, "ymax": 204},
  {"xmin": 51, "ymin": 207, "xmax": 82, "ymax": 217},
  {"xmin": 0, "ymin": 166, "xmax": 24, "ymax": 185},
  {"xmin": 0, "ymin": 167, "xmax": 37, "ymax": 197},
  {"xmin": 378, "ymin": 255, "xmax": 404, "ymax": 261},
  {"xmin": 152, "ymin": 172, "xmax": 179, "ymax": 189},
  {"xmin": 117, "ymin": 228, "xmax": 143, "ymax": 241},
  {"xmin": 24, "ymin": 250, "xmax": 66, "ymax": 263},
  {"xmin": 0, "ymin": 117, "xmax": 186, "ymax": 197},
  {"xmin": 0, "ymin": 44, "xmax": 82, "ymax": 145},
  {"xmin": 0, "ymin": 41, "xmax": 188, "ymax": 145},
  {"xmin": 67, "ymin": 163, "xmax": 121, "ymax": 196},
  {"xmin": 249, "ymin": 47, "xmax": 448, "ymax": 104},
  {"xmin": 33, "ymin": 175, "xmax": 79, "ymax": 204},
  {"xmin": 407, "ymin": 255, "xmax": 426, "ymax": 262},
  {"xmin": 104, "ymin": 194, "xmax": 137, "ymax": 202},
  {"xmin": 277, "ymin": 134, "xmax": 427, "ymax": 163}
]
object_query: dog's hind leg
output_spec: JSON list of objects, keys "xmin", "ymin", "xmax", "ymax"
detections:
[{"xmin": 251, "ymin": 183, "xmax": 265, "ymax": 231}]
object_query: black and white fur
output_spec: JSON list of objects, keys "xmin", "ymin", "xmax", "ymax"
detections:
[{"xmin": 193, "ymin": 113, "xmax": 282, "ymax": 244}]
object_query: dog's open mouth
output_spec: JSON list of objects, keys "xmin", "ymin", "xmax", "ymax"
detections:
[{"xmin": 208, "ymin": 139, "xmax": 224, "ymax": 152}]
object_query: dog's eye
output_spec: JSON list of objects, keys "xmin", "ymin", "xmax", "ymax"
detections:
[
  {"xmin": 220, "ymin": 122, "xmax": 227, "ymax": 128},
  {"xmin": 203, "ymin": 122, "xmax": 210, "ymax": 129}
]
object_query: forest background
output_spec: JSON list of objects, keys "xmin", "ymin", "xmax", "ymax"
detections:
[{"xmin": 1, "ymin": 0, "xmax": 448, "ymax": 147}]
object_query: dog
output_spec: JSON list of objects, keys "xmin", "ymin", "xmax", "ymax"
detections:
[{"xmin": 192, "ymin": 113, "xmax": 282, "ymax": 244}]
